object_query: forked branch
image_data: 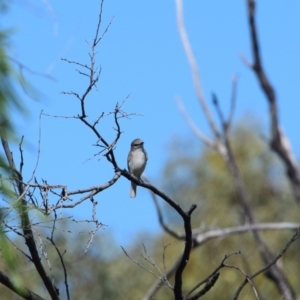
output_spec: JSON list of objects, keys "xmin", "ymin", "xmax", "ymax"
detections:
[{"xmin": 246, "ymin": 0, "xmax": 300, "ymax": 205}]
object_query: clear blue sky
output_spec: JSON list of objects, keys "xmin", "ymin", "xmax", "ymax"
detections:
[{"xmin": 3, "ymin": 1, "xmax": 300, "ymax": 245}]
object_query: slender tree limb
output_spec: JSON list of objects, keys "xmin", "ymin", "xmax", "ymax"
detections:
[
  {"xmin": 0, "ymin": 270, "xmax": 44, "ymax": 300},
  {"xmin": 194, "ymin": 223, "xmax": 299, "ymax": 246},
  {"xmin": 9, "ymin": 56, "xmax": 55, "ymax": 81},
  {"xmin": 173, "ymin": 204, "xmax": 196, "ymax": 300},
  {"xmin": 121, "ymin": 246, "xmax": 173, "ymax": 289},
  {"xmin": 175, "ymin": 1, "xmax": 228, "ymax": 160},
  {"xmin": 94, "ymin": 0, "xmax": 114, "ymax": 46},
  {"xmin": 224, "ymin": 263, "xmax": 259, "ymax": 300},
  {"xmin": 175, "ymin": 0, "xmax": 221, "ymax": 142},
  {"xmin": 226, "ymin": 75, "xmax": 238, "ymax": 133},
  {"xmin": 46, "ymin": 213, "xmax": 70, "ymax": 300},
  {"xmin": 213, "ymin": 96, "xmax": 296, "ymax": 300},
  {"xmin": 142, "ymin": 255, "xmax": 182, "ymax": 300},
  {"xmin": 233, "ymin": 227, "xmax": 300, "ymax": 300},
  {"xmin": 187, "ymin": 272, "xmax": 220, "ymax": 300},
  {"xmin": 147, "ymin": 181, "xmax": 183, "ymax": 239},
  {"xmin": 175, "ymin": 96, "xmax": 215, "ymax": 149},
  {"xmin": 246, "ymin": 0, "xmax": 300, "ymax": 205},
  {"xmin": 120, "ymin": 168, "xmax": 195, "ymax": 219},
  {"xmin": 186, "ymin": 252, "xmax": 239, "ymax": 299}
]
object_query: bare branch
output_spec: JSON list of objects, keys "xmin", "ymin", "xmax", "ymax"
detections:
[
  {"xmin": 187, "ymin": 272, "xmax": 220, "ymax": 300},
  {"xmin": 23, "ymin": 169, "xmax": 121, "ymax": 213},
  {"xmin": 245, "ymin": 0, "xmax": 300, "ymax": 205},
  {"xmin": 60, "ymin": 58, "xmax": 91, "ymax": 70},
  {"xmin": 175, "ymin": 0, "xmax": 221, "ymax": 141},
  {"xmin": 121, "ymin": 246, "xmax": 173, "ymax": 289},
  {"xmin": 174, "ymin": 204, "xmax": 196, "ymax": 300},
  {"xmin": 141, "ymin": 244, "xmax": 173, "ymax": 288},
  {"xmin": 84, "ymin": 198, "xmax": 104, "ymax": 253},
  {"xmin": 18, "ymin": 136, "xmax": 24, "ymax": 174},
  {"xmin": 146, "ymin": 179, "xmax": 183, "ymax": 239},
  {"xmin": 94, "ymin": 0, "xmax": 114, "ymax": 46},
  {"xmin": 0, "ymin": 270, "xmax": 44, "ymax": 300},
  {"xmin": 47, "ymin": 213, "xmax": 70, "ymax": 300},
  {"xmin": 175, "ymin": 96, "xmax": 215, "ymax": 148},
  {"xmin": 184, "ymin": 252, "xmax": 241, "ymax": 300},
  {"xmin": 227, "ymin": 75, "xmax": 238, "ymax": 132},
  {"xmin": 224, "ymin": 264, "xmax": 259, "ymax": 300},
  {"xmin": 233, "ymin": 227, "xmax": 300, "ymax": 300},
  {"xmin": 41, "ymin": 112, "xmax": 79, "ymax": 119},
  {"xmin": 26, "ymin": 110, "xmax": 43, "ymax": 184},
  {"xmin": 143, "ymin": 256, "xmax": 181, "ymax": 300},
  {"xmin": 194, "ymin": 223, "xmax": 300, "ymax": 246},
  {"xmin": 9, "ymin": 56, "xmax": 55, "ymax": 81},
  {"xmin": 213, "ymin": 95, "xmax": 297, "ymax": 300}
]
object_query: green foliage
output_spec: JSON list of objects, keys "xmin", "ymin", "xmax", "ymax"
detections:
[
  {"xmin": 0, "ymin": 4, "xmax": 33, "ymax": 298},
  {"xmin": 0, "ymin": 29, "xmax": 23, "ymax": 138},
  {"xmin": 0, "ymin": 4, "xmax": 26, "ymax": 177}
]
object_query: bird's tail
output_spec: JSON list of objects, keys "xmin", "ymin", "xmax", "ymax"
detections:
[{"xmin": 130, "ymin": 182, "xmax": 137, "ymax": 198}]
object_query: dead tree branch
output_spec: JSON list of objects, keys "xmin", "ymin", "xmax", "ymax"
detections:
[
  {"xmin": 213, "ymin": 96, "xmax": 296, "ymax": 300},
  {"xmin": 175, "ymin": 0, "xmax": 220, "ymax": 140},
  {"xmin": 193, "ymin": 223, "xmax": 299, "ymax": 246},
  {"xmin": 233, "ymin": 227, "xmax": 300, "ymax": 299},
  {"xmin": 175, "ymin": 0, "xmax": 228, "ymax": 161},
  {"xmin": 121, "ymin": 246, "xmax": 173, "ymax": 290},
  {"xmin": 246, "ymin": 0, "xmax": 300, "ymax": 205}
]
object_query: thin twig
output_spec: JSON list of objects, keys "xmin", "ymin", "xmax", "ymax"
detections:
[
  {"xmin": 186, "ymin": 252, "xmax": 239, "ymax": 298},
  {"xmin": 121, "ymin": 246, "xmax": 173, "ymax": 289},
  {"xmin": 226, "ymin": 75, "xmax": 238, "ymax": 132},
  {"xmin": 175, "ymin": 96, "xmax": 215, "ymax": 148},
  {"xmin": 233, "ymin": 227, "xmax": 300, "ymax": 299},
  {"xmin": 175, "ymin": 0, "xmax": 221, "ymax": 141}
]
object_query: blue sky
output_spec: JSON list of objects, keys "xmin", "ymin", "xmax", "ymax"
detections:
[{"xmin": 3, "ymin": 1, "xmax": 300, "ymax": 245}]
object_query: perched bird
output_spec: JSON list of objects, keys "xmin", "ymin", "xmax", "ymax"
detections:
[{"xmin": 127, "ymin": 138, "xmax": 148, "ymax": 198}]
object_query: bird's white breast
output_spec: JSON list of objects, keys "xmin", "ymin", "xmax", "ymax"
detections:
[{"xmin": 129, "ymin": 149, "xmax": 147, "ymax": 176}]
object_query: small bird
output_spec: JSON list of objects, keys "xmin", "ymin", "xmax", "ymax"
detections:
[{"xmin": 127, "ymin": 138, "xmax": 148, "ymax": 198}]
